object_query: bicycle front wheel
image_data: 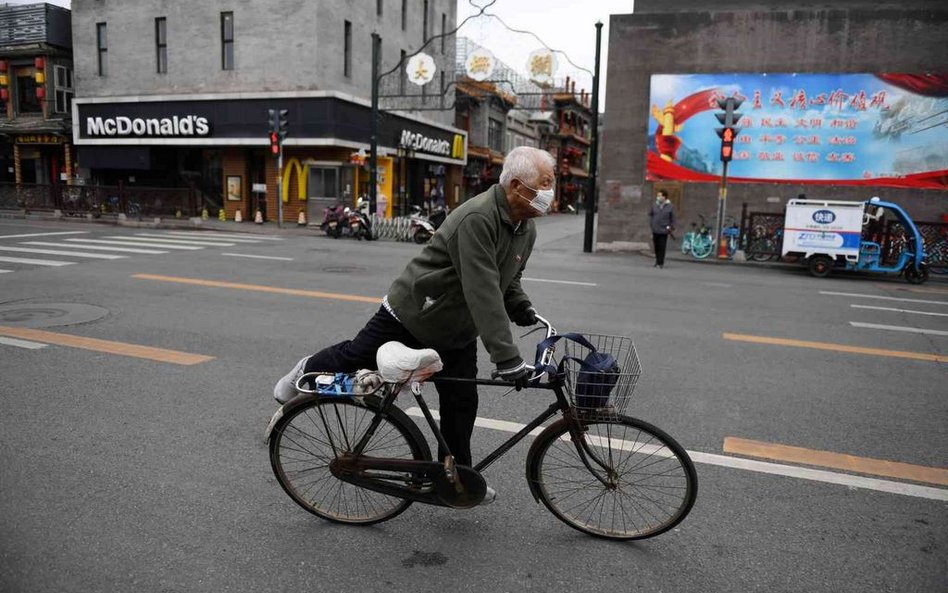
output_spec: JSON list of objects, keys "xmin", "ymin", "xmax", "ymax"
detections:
[
  {"xmin": 270, "ymin": 395, "xmax": 430, "ymax": 525},
  {"xmin": 691, "ymin": 235, "xmax": 714, "ymax": 259},
  {"xmin": 526, "ymin": 415, "xmax": 697, "ymax": 540}
]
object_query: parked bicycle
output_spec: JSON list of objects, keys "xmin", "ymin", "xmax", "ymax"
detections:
[
  {"xmin": 682, "ymin": 215, "xmax": 714, "ymax": 259},
  {"xmin": 267, "ymin": 316, "xmax": 698, "ymax": 540}
]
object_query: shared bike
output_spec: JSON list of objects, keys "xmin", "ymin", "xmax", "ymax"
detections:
[{"xmin": 267, "ymin": 316, "xmax": 698, "ymax": 540}]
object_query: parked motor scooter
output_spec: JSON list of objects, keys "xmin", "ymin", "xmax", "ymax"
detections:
[
  {"xmin": 409, "ymin": 204, "xmax": 448, "ymax": 244},
  {"xmin": 346, "ymin": 198, "xmax": 374, "ymax": 240},
  {"xmin": 320, "ymin": 204, "xmax": 345, "ymax": 238}
]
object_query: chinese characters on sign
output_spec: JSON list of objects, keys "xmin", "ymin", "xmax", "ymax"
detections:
[
  {"xmin": 406, "ymin": 53, "xmax": 436, "ymax": 86},
  {"xmin": 465, "ymin": 48, "xmax": 495, "ymax": 82},
  {"xmin": 646, "ymin": 73, "xmax": 948, "ymax": 188},
  {"xmin": 16, "ymin": 134, "xmax": 64, "ymax": 144},
  {"xmin": 526, "ymin": 49, "xmax": 558, "ymax": 85}
]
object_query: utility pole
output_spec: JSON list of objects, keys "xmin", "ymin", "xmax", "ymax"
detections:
[
  {"xmin": 369, "ymin": 33, "xmax": 380, "ymax": 216},
  {"xmin": 583, "ymin": 21, "xmax": 603, "ymax": 253}
]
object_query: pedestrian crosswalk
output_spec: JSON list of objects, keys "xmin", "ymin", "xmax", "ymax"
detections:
[{"xmin": 0, "ymin": 230, "xmax": 284, "ymax": 275}]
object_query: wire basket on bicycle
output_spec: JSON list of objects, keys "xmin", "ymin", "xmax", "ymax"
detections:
[{"xmin": 558, "ymin": 334, "xmax": 642, "ymax": 416}]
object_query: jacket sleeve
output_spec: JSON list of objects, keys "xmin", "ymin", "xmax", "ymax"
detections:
[
  {"xmin": 669, "ymin": 206, "xmax": 676, "ymax": 228},
  {"xmin": 450, "ymin": 213, "xmax": 521, "ymax": 365},
  {"xmin": 504, "ymin": 263, "xmax": 530, "ymax": 316}
]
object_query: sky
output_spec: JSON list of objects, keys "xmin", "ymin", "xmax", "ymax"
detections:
[{"xmin": 17, "ymin": 0, "xmax": 635, "ymax": 110}]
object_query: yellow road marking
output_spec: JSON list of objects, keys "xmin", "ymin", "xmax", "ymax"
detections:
[
  {"xmin": 133, "ymin": 273, "xmax": 381, "ymax": 304},
  {"xmin": 722, "ymin": 332, "xmax": 948, "ymax": 363},
  {"xmin": 0, "ymin": 325, "xmax": 214, "ymax": 365},
  {"xmin": 724, "ymin": 437, "xmax": 948, "ymax": 486}
]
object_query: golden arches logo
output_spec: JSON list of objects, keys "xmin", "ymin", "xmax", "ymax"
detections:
[
  {"xmin": 281, "ymin": 158, "xmax": 306, "ymax": 203},
  {"xmin": 452, "ymin": 134, "xmax": 465, "ymax": 159}
]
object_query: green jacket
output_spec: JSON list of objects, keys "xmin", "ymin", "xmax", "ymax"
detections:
[{"xmin": 387, "ymin": 184, "xmax": 536, "ymax": 366}]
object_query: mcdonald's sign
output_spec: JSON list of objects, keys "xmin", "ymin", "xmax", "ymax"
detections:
[
  {"xmin": 452, "ymin": 134, "xmax": 466, "ymax": 160},
  {"xmin": 281, "ymin": 157, "xmax": 306, "ymax": 203}
]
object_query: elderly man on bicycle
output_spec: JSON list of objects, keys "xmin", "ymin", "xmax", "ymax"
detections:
[{"xmin": 273, "ymin": 146, "xmax": 556, "ymax": 502}]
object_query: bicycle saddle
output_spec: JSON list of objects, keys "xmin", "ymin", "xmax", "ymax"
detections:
[{"xmin": 376, "ymin": 341, "xmax": 443, "ymax": 384}]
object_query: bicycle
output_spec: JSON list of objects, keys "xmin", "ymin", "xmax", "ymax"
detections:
[
  {"xmin": 267, "ymin": 316, "xmax": 698, "ymax": 540},
  {"xmin": 688, "ymin": 215, "xmax": 715, "ymax": 259}
]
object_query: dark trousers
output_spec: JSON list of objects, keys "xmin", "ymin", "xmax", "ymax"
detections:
[
  {"xmin": 653, "ymin": 233, "xmax": 669, "ymax": 266},
  {"xmin": 304, "ymin": 307, "xmax": 479, "ymax": 466}
]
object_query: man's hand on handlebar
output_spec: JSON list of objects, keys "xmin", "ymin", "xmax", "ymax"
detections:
[
  {"xmin": 511, "ymin": 303, "xmax": 539, "ymax": 327},
  {"xmin": 493, "ymin": 359, "xmax": 535, "ymax": 391}
]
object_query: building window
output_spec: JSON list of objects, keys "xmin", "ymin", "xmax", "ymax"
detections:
[
  {"xmin": 344, "ymin": 20, "xmax": 352, "ymax": 77},
  {"xmin": 53, "ymin": 65, "xmax": 73, "ymax": 114},
  {"xmin": 423, "ymin": 0, "xmax": 429, "ymax": 43},
  {"xmin": 16, "ymin": 75, "xmax": 40, "ymax": 114},
  {"xmin": 441, "ymin": 13, "xmax": 446, "ymax": 52},
  {"xmin": 401, "ymin": 0, "xmax": 407, "ymax": 31},
  {"xmin": 488, "ymin": 118, "xmax": 504, "ymax": 152},
  {"xmin": 155, "ymin": 17, "xmax": 167, "ymax": 73},
  {"xmin": 399, "ymin": 49, "xmax": 406, "ymax": 95},
  {"xmin": 221, "ymin": 12, "xmax": 234, "ymax": 70},
  {"xmin": 96, "ymin": 22, "xmax": 107, "ymax": 76},
  {"xmin": 377, "ymin": 0, "xmax": 383, "ymax": 17}
]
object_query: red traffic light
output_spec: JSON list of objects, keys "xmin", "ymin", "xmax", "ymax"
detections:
[
  {"xmin": 722, "ymin": 128, "xmax": 734, "ymax": 142},
  {"xmin": 270, "ymin": 132, "xmax": 279, "ymax": 155},
  {"xmin": 722, "ymin": 146, "xmax": 733, "ymax": 159}
]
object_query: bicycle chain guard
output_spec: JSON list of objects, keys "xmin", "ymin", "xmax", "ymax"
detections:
[{"xmin": 433, "ymin": 464, "xmax": 487, "ymax": 509}]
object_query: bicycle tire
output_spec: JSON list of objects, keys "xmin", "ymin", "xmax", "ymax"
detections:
[
  {"xmin": 270, "ymin": 395, "xmax": 431, "ymax": 525},
  {"xmin": 691, "ymin": 235, "xmax": 714, "ymax": 259},
  {"xmin": 526, "ymin": 415, "xmax": 697, "ymax": 540}
]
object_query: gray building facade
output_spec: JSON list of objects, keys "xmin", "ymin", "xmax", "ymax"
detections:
[
  {"xmin": 69, "ymin": 0, "xmax": 465, "ymax": 221},
  {"xmin": 600, "ymin": 0, "xmax": 948, "ymax": 249}
]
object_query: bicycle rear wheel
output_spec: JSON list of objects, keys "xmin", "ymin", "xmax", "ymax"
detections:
[
  {"xmin": 691, "ymin": 235, "xmax": 714, "ymax": 259},
  {"xmin": 526, "ymin": 415, "xmax": 697, "ymax": 540},
  {"xmin": 269, "ymin": 395, "xmax": 430, "ymax": 525}
]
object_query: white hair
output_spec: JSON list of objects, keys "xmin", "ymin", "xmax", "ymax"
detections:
[{"xmin": 499, "ymin": 147, "xmax": 555, "ymax": 188}]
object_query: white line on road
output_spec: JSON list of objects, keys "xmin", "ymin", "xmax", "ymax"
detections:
[
  {"xmin": 155, "ymin": 232, "xmax": 264, "ymax": 244},
  {"xmin": 523, "ymin": 277, "xmax": 597, "ymax": 287},
  {"xmin": 220, "ymin": 253, "xmax": 294, "ymax": 261},
  {"xmin": 851, "ymin": 304, "xmax": 948, "ymax": 318},
  {"xmin": 849, "ymin": 322, "xmax": 948, "ymax": 337},
  {"xmin": 702, "ymin": 282, "xmax": 734, "ymax": 288},
  {"xmin": 405, "ymin": 407, "xmax": 948, "ymax": 502},
  {"xmin": 66, "ymin": 239, "xmax": 202, "ymax": 250},
  {"xmin": 0, "ymin": 336, "xmax": 48, "ymax": 349},
  {"xmin": 0, "ymin": 255, "xmax": 74, "ymax": 266},
  {"xmin": 820, "ymin": 290, "xmax": 947, "ymax": 306},
  {"xmin": 163, "ymin": 231, "xmax": 284, "ymax": 241},
  {"xmin": 0, "ymin": 231, "xmax": 88, "ymax": 240},
  {"xmin": 0, "ymin": 246, "xmax": 126, "ymax": 260},
  {"xmin": 119, "ymin": 235, "xmax": 235, "ymax": 247},
  {"xmin": 0, "ymin": 269, "xmax": 11, "ymax": 273},
  {"xmin": 21, "ymin": 241, "xmax": 168, "ymax": 254}
]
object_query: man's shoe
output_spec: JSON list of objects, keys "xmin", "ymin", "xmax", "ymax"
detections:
[
  {"xmin": 479, "ymin": 485, "xmax": 497, "ymax": 506},
  {"xmin": 273, "ymin": 356, "xmax": 310, "ymax": 404}
]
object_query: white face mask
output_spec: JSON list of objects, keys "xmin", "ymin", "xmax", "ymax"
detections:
[{"xmin": 518, "ymin": 180, "xmax": 555, "ymax": 214}]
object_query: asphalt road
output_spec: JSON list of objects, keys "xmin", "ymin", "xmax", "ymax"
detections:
[{"xmin": 0, "ymin": 215, "xmax": 945, "ymax": 593}]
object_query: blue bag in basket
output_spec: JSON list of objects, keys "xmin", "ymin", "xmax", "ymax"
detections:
[{"xmin": 535, "ymin": 333, "xmax": 621, "ymax": 409}]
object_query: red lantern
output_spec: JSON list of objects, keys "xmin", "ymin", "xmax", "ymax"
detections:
[
  {"xmin": 0, "ymin": 60, "xmax": 7, "ymax": 73},
  {"xmin": 0, "ymin": 89, "xmax": 7, "ymax": 102},
  {"xmin": 36, "ymin": 87, "xmax": 45, "ymax": 99},
  {"xmin": 34, "ymin": 57, "xmax": 44, "ymax": 69}
]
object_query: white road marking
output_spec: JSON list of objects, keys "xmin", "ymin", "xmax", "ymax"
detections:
[
  {"xmin": 154, "ymin": 232, "xmax": 263, "ymax": 244},
  {"xmin": 0, "ymin": 231, "xmax": 87, "ymax": 240},
  {"xmin": 220, "ymin": 253, "xmax": 294, "ymax": 261},
  {"xmin": 849, "ymin": 322, "xmax": 948, "ymax": 337},
  {"xmin": 163, "ymin": 231, "xmax": 284, "ymax": 241},
  {"xmin": 0, "ymin": 246, "xmax": 125, "ymax": 260},
  {"xmin": 820, "ymin": 290, "xmax": 947, "ymax": 306},
  {"xmin": 405, "ymin": 407, "xmax": 948, "ymax": 502},
  {"xmin": 851, "ymin": 304, "xmax": 948, "ymax": 318},
  {"xmin": 120, "ymin": 235, "xmax": 235, "ymax": 247},
  {"xmin": 523, "ymin": 277, "xmax": 597, "ymax": 287},
  {"xmin": 702, "ymin": 282, "xmax": 734, "ymax": 288},
  {"xmin": 0, "ymin": 255, "xmax": 74, "ymax": 266},
  {"xmin": 66, "ymin": 239, "xmax": 202, "ymax": 250},
  {"xmin": 21, "ymin": 241, "xmax": 168, "ymax": 254},
  {"xmin": 0, "ymin": 269, "xmax": 11, "ymax": 273},
  {"xmin": 0, "ymin": 336, "xmax": 48, "ymax": 349}
]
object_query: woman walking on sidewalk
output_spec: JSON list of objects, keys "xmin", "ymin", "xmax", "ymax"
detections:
[{"xmin": 649, "ymin": 189, "xmax": 675, "ymax": 268}]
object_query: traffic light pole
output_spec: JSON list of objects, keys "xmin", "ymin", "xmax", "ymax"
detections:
[
  {"xmin": 369, "ymin": 33, "xmax": 380, "ymax": 216},
  {"xmin": 583, "ymin": 22, "xmax": 603, "ymax": 254},
  {"xmin": 715, "ymin": 160, "xmax": 728, "ymax": 258},
  {"xmin": 276, "ymin": 146, "xmax": 284, "ymax": 228}
]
